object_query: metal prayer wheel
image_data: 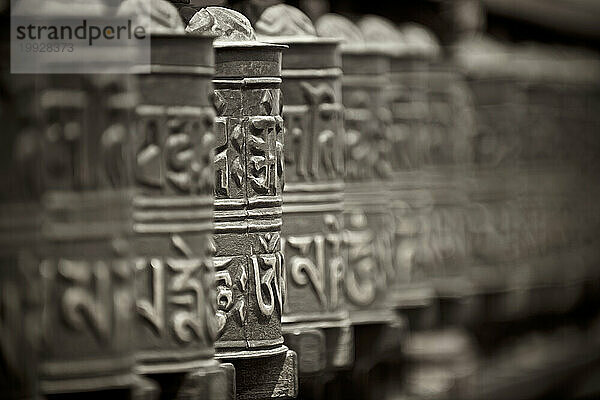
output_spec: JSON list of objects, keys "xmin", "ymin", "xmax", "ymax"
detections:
[
  {"xmin": 364, "ymin": 21, "xmax": 442, "ymax": 325},
  {"xmin": 131, "ymin": 27, "xmax": 235, "ymax": 398},
  {"xmin": 186, "ymin": 7, "xmax": 297, "ymax": 399},
  {"xmin": 316, "ymin": 14, "xmax": 397, "ymax": 326},
  {"xmin": 421, "ymin": 60, "xmax": 474, "ymax": 324},
  {"xmin": 0, "ymin": 18, "xmax": 41, "ymax": 399},
  {"xmin": 0, "ymin": 51, "xmax": 137, "ymax": 400},
  {"xmin": 512, "ymin": 47, "xmax": 591, "ymax": 318},
  {"xmin": 255, "ymin": 4, "xmax": 353, "ymax": 377},
  {"xmin": 314, "ymin": 15, "xmax": 405, "ymax": 400},
  {"xmin": 35, "ymin": 74, "xmax": 136, "ymax": 396},
  {"xmin": 0, "ymin": 3, "xmax": 138, "ymax": 396},
  {"xmin": 456, "ymin": 37, "xmax": 527, "ymax": 322}
]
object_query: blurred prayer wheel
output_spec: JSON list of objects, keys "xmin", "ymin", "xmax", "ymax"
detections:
[
  {"xmin": 2, "ymin": 2, "xmax": 138, "ymax": 396},
  {"xmin": 362, "ymin": 20, "xmax": 442, "ymax": 327},
  {"xmin": 255, "ymin": 4, "xmax": 353, "ymax": 378},
  {"xmin": 316, "ymin": 13, "xmax": 405, "ymax": 400},
  {"xmin": 316, "ymin": 14, "xmax": 397, "ymax": 327},
  {"xmin": 455, "ymin": 36, "xmax": 526, "ymax": 322},
  {"xmin": 130, "ymin": 26, "xmax": 235, "ymax": 398},
  {"xmin": 422, "ymin": 59, "xmax": 475, "ymax": 325}
]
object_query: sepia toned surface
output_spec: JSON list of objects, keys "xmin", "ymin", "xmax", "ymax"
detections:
[
  {"xmin": 186, "ymin": 6, "xmax": 298, "ymax": 399},
  {"xmin": 2, "ymin": 1, "xmax": 600, "ymax": 400},
  {"xmin": 255, "ymin": 4, "xmax": 353, "ymax": 379}
]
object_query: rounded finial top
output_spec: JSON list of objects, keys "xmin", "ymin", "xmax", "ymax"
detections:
[
  {"xmin": 315, "ymin": 13, "xmax": 365, "ymax": 51},
  {"xmin": 186, "ymin": 6, "xmax": 256, "ymax": 42},
  {"xmin": 398, "ymin": 23, "xmax": 440, "ymax": 59},
  {"xmin": 357, "ymin": 14, "xmax": 406, "ymax": 56},
  {"xmin": 255, "ymin": 4, "xmax": 316, "ymax": 38},
  {"xmin": 117, "ymin": 0, "xmax": 185, "ymax": 34}
]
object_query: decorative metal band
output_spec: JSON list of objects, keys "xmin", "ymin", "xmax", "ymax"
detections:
[
  {"xmin": 213, "ymin": 77, "xmax": 283, "ymax": 87},
  {"xmin": 285, "ymin": 181, "xmax": 345, "ymax": 193},
  {"xmin": 215, "ymin": 344, "xmax": 289, "ymax": 360},
  {"xmin": 282, "ymin": 68, "xmax": 343, "ymax": 78},
  {"xmin": 284, "ymin": 191, "xmax": 344, "ymax": 203},
  {"xmin": 0, "ymin": 202, "xmax": 40, "ymax": 247},
  {"xmin": 40, "ymin": 89, "xmax": 87, "ymax": 109},
  {"xmin": 282, "ymin": 311, "xmax": 348, "ymax": 324},
  {"xmin": 42, "ymin": 190, "xmax": 130, "ymax": 240},
  {"xmin": 133, "ymin": 195, "xmax": 213, "ymax": 234},
  {"xmin": 135, "ymin": 349, "xmax": 215, "ymax": 374},
  {"xmin": 136, "ymin": 104, "xmax": 210, "ymax": 117},
  {"xmin": 40, "ymin": 373, "xmax": 135, "ymax": 395},
  {"xmin": 106, "ymin": 92, "xmax": 137, "ymax": 110}
]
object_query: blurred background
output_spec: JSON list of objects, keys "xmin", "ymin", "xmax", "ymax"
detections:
[{"xmin": 176, "ymin": 1, "xmax": 600, "ymax": 399}]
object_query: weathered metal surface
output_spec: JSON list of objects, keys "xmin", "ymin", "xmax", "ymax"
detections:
[
  {"xmin": 130, "ymin": 27, "xmax": 236, "ymax": 399},
  {"xmin": 454, "ymin": 36, "xmax": 525, "ymax": 322},
  {"xmin": 314, "ymin": 13, "xmax": 407, "ymax": 400},
  {"xmin": 255, "ymin": 4, "xmax": 353, "ymax": 377},
  {"xmin": 356, "ymin": 21, "xmax": 440, "ymax": 325},
  {"xmin": 132, "ymin": 31, "xmax": 216, "ymax": 376},
  {"xmin": 316, "ymin": 14, "xmax": 397, "ymax": 326},
  {"xmin": 422, "ymin": 60, "xmax": 475, "ymax": 325},
  {"xmin": 35, "ymin": 75, "xmax": 136, "ymax": 396},
  {"xmin": 187, "ymin": 7, "xmax": 297, "ymax": 399},
  {"xmin": 0, "ymin": 24, "xmax": 41, "ymax": 399},
  {"xmin": 509, "ymin": 46, "xmax": 600, "ymax": 318},
  {"xmin": 0, "ymin": 63, "xmax": 137, "ymax": 397},
  {"xmin": 0, "ymin": 3, "xmax": 137, "ymax": 397},
  {"xmin": 453, "ymin": 37, "xmax": 600, "ymax": 324}
]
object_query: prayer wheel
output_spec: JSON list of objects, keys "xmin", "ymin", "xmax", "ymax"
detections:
[
  {"xmin": 316, "ymin": 13, "xmax": 405, "ymax": 400},
  {"xmin": 128, "ymin": 4, "xmax": 235, "ymax": 396},
  {"xmin": 254, "ymin": 4, "xmax": 353, "ymax": 381},
  {"xmin": 4, "ymin": 1, "xmax": 137, "ymax": 396},
  {"xmin": 186, "ymin": 7, "xmax": 298, "ymax": 399}
]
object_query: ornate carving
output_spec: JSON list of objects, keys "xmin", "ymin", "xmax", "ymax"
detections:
[
  {"xmin": 317, "ymin": 14, "xmax": 397, "ymax": 322},
  {"xmin": 186, "ymin": 6, "xmax": 256, "ymax": 41},
  {"xmin": 58, "ymin": 259, "xmax": 117, "ymax": 342},
  {"xmin": 247, "ymin": 116, "xmax": 283, "ymax": 196},
  {"xmin": 251, "ymin": 252, "xmax": 285, "ymax": 317},
  {"xmin": 213, "ymin": 256, "xmax": 247, "ymax": 338},
  {"xmin": 343, "ymin": 211, "xmax": 378, "ymax": 306},
  {"xmin": 211, "ymin": 38, "xmax": 287, "ymax": 356},
  {"xmin": 39, "ymin": 256, "xmax": 135, "ymax": 393},
  {"xmin": 132, "ymin": 32, "xmax": 218, "ymax": 381},
  {"xmin": 135, "ymin": 235, "xmax": 215, "ymax": 346},
  {"xmin": 283, "ymin": 213, "xmax": 345, "ymax": 311},
  {"xmin": 135, "ymin": 110, "xmax": 215, "ymax": 195},
  {"xmin": 344, "ymin": 89, "xmax": 393, "ymax": 181}
]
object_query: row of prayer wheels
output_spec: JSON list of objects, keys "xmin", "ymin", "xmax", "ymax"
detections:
[{"xmin": 2, "ymin": 1, "xmax": 600, "ymax": 399}]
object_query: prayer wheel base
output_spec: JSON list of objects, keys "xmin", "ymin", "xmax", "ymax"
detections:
[
  {"xmin": 132, "ymin": 376, "xmax": 160, "ymax": 400},
  {"xmin": 283, "ymin": 323, "xmax": 354, "ymax": 375},
  {"xmin": 392, "ymin": 285, "xmax": 438, "ymax": 330},
  {"xmin": 142, "ymin": 361, "xmax": 235, "ymax": 400},
  {"xmin": 338, "ymin": 319, "xmax": 407, "ymax": 399},
  {"xmin": 217, "ymin": 349, "xmax": 298, "ymax": 400}
]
